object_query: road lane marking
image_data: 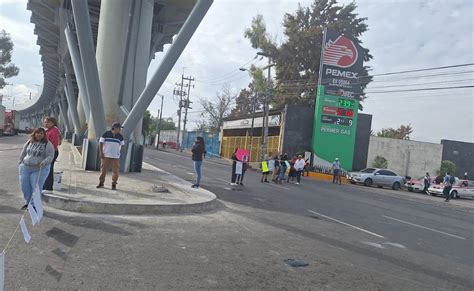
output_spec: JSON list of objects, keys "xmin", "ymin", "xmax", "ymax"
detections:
[
  {"xmin": 272, "ymin": 184, "xmax": 291, "ymax": 191},
  {"xmin": 307, "ymin": 210, "xmax": 385, "ymax": 239},
  {"xmin": 382, "ymin": 215, "xmax": 467, "ymax": 240}
]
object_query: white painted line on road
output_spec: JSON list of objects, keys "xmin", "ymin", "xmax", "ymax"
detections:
[
  {"xmin": 215, "ymin": 178, "xmax": 230, "ymax": 184},
  {"xmin": 272, "ymin": 184, "xmax": 291, "ymax": 191},
  {"xmin": 186, "ymin": 172, "xmax": 194, "ymax": 175},
  {"xmin": 307, "ymin": 210, "xmax": 385, "ymax": 239},
  {"xmin": 382, "ymin": 215, "xmax": 467, "ymax": 240}
]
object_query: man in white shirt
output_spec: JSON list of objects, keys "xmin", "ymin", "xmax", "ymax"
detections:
[
  {"xmin": 294, "ymin": 155, "xmax": 306, "ymax": 185},
  {"xmin": 332, "ymin": 158, "xmax": 341, "ymax": 184},
  {"xmin": 97, "ymin": 122, "xmax": 125, "ymax": 190}
]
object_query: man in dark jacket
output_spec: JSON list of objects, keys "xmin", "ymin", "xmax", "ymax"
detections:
[{"xmin": 191, "ymin": 136, "xmax": 206, "ymax": 188}]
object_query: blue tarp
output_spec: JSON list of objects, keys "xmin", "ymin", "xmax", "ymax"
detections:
[{"xmin": 182, "ymin": 131, "xmax": 220, "ymax": 157}]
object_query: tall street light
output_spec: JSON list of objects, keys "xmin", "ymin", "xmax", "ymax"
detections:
[
  {"xmin": 239, "ymin": 67, "xmax": 257, "ymax": 162},
  {"xmin": 256, "ymin": 51, "xmax": 273, "ymax": 160}
]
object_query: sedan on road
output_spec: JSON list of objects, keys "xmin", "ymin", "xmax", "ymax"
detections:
[
  {"xmin": 450, "ymin": 180, "xmax": 474, "ymax": 199},
  {"xmin": 405, "ymin": 177, "xmax": 426, "ymax": 192},
  {"xmin": 347, "ymin": 168, "xmax": 404, "ymax": 190}
]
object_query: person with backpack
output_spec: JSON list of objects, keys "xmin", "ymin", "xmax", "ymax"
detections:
[
  {"xmin": 287, "ymin": 156, "xmax": 297, "ymax": 183},
  {"xmin": 277, "ymin": 153, "xmax": 288, "ymax": 184},
  {"xmin": 261, "ymin": 155, "xmax": 270, "ymax": 183},
  {"xmin": 42, "ymin": 116, "xmax": 61, "ymax": 192},
  {"xmin": 230, "ymin": 148, "xmax": 239, "ymax": 186},
  {"xmin": 18, "ymin": 128, "xmax": 55, "ymax": 209},
  {"xmin": 443, "ymin": 172, "xmax": 456, "ymax": 202},
  {"xmin": 191, "ymin": 136, "xmax": 206, "ymax": 188}
]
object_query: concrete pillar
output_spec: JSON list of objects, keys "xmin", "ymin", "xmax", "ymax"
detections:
[
  {"xmin": 121, "ymin": 0, "xmax": 154, "ymax": 144},
  {"xmin": 58, "ymin": 99, "xmax": 71, "ymax": 134},
  {"xmin": 77, "ymin": 92, "xmax": 87, "ymax": 132},
  {"xmin": 95, "ymin": 0, "xmax": 132, "ymax": 130},
  {"xmin": 122, "ymin": 0, "xmax": 214, "ymax": 140},
  {"xmin": 64, "ymin": 65, "xmax": 81, "ymax": 134},
  {"xmin": 71, "ymin": 0, "xmax": 107, "ymax": 139}
]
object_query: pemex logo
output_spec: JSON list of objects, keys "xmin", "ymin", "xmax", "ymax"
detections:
[{"xmin": 323, "ymin": 35, "xmax": 358, "ymax": 68}]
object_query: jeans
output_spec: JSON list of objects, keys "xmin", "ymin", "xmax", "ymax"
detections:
[
  {"xmin": 19, "ymin": 163, "xmax": 50, "ymax": 205},
  {"xmin": 333, "ymin": 169, "xmax": 341, "ymax": 184},
  {"xmin": 193, "ymin": 160, "xmax": 202, "ymax": 186},
  {"xmin": 279, "ymin": 166, "xmax": 287, "ymax": 180},
  {"xmin": 443, "ymin": 186, "xmax": 452, "ymax": 201}
]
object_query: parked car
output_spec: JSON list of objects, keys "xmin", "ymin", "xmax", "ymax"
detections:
[
  {"xmin": 347, "ymin": 168, "xmax": 404, "ymax": 190},
  {"xmin": 450, "ymin": 180, "xmax": 474, "ymax": 199},
  {"xmin": 405, "ymin": 177, "xmax": 425, "ymax": 192},
  {"xmin": 427, "ymin": 177, "xmax": 460, "ymax": 197}
]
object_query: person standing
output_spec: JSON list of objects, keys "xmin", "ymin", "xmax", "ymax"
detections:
[
  {"xmin": 294, "ymin": 155, "xmax": 305, "ymax": 185},
  {"xmin": 42, "ymin": 116, "xmax": 61, "ymax": 192},
  {"xmin": 277, "ymin": 153, "xmax": 288, "ymax": 184},
  {"xmin": 191, "ymin": 136, "xmax": 206, "ymax": 188},
  {"xmin": 230, "ymin": 148, "xmax": 239, "ymax": 186},
  {"xmin": 236, "ymin": 161, "xmax": 247, "ymax": 186},
  {"xmin": 18, "ymin": 128, "xmax": 55, "ymax": 209},
  {"xmin": 96, "ymin": 122, "xmax": 125, "ymax": 190},
  {"xmin": 272, "ymin": 154, "xmax": 281, "ymax": 182},
  {"xmin": 332, "ymin": 158, "xmax": 341, "ymax": 184},
  {"xmin": 287, "ymin": 156, "xmax": 297, "ymax": 183},
  {"xmin": 443, "ymin": 172, "xmax": 455, "ymax": 202},
  {"xmin": 261, "ymin": 155, "xmax": 270, "ymax": 183},
  {"xmin": 423, "ymin": 172, "xmax": 431, "ymax": 194}
]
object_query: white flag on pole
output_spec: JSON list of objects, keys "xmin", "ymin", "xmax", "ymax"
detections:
[
  {"xmin": 27, "ymin": 204, "xmax": 39, "ymax": 226},
  {"xmin": 19, "ymin": 217, "xmax": 31, "ymax": 244},
  {"xmin": 32, "ymin": 186, "xmax": 43, "ymax": 222},
  {"xmin": 0, "ymin": 252, "xmax": 4, "ymax": 291}
]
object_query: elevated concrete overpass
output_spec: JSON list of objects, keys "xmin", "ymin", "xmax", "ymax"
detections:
[{"xmin": 18, "ymin": 0, "xmax": 212, "ymax": 171}]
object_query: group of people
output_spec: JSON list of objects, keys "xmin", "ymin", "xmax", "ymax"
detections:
[
  {"xmin": 260, "ymin": 153, "xmax": 308, "ymax": 185},
  {"xmin": 423, "ymin": 171, "xmax": 457, "ymax": 202},
  {"xmin": 18, "ymin": 117, "xmax": 61, "ymax": 209}
]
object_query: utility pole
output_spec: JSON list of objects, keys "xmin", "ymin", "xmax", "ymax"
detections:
[
  {"xmin": 249, "ymin": 91, "xmax": 257, "ymax": 162},
  {"xmin": 261, "ymin": 56, "xmax": 272, "ymax": 160},
  {"xmin": 174, "ymin": 75, "xmax": 186, "ymax": 150},
  {"xmin": 182, "ymin": 76, "xmax": 195, "ymax": 135},
  {"xmin": 156, "ymin": 94, "xmax": 164, "ymax": 149}
]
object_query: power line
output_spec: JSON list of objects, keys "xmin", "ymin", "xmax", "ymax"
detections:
[
  {"xmin": 366, "ymin": 85, "xmax": 474, "ymax": 94},
  {"xmin": 359, "ymin": 63, "xmax": 474, "ymax": 79}
]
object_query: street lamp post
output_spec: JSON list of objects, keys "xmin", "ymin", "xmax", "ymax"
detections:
[{"xmin": 156, "ymin": 94, "xmax": 164, "ymax": 149}]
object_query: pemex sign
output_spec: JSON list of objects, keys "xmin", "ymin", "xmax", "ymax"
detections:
[{"xmin": 312, "ymin": 29, "xmax": 364, "ymax": 170}]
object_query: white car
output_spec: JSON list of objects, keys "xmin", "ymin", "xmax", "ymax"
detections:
[
  {"xmin": 427, "ymin": 183, "xmax": 445, "ymax": 196},
  {"xmin": 450, "ymin": 180, "xmax": 474, "ymax": 199}
]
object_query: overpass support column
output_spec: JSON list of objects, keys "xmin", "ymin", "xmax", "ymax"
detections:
[
  {"xmin": 122, "ymin": 0, "xmax": 214, "ymax": 141},
  {"xmin": 71, "ymin": 0, "xmax": 106, "ymax": 139},
  {"xmin": 58, "ymin": 99, "xmax": 71, "ymax": 136},
  {"xmin": 65, "ymin": 25, "xmax": 91, "ymax": 128},
  {"xmin": 95, "ymin": 0, "xmax": 132, "ymax": 128}
]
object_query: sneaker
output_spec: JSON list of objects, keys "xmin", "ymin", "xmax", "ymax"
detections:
[
  {"xmin": 21, "ymin": 205, "xmax": 27, "ymax": 210},
  {"xmin": 111, "ymin": 184, "xmax": 116, "ymax": 190},
  {"xmin": 264, "ymin": 180, "xmax": 269, "ymax": 183},
  {"xmin": 96, "ymin": 183, "xmax": 104, "ymax": 189},
  {"xmin": 239, "ymin": 182, "xmax": 244, "ymax": 186},
  {"xmin": 296, "ymin": 182, "xmax": 300, "ymax": 185},
  {"xmin": 230, "ymin": 183, "xmax": 237, "ymax": 186}
]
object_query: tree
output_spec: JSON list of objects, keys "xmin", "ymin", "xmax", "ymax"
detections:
[
  {"xmin": 159, "ymin": 117, "xmax": 176, "ymax": 130},
  {"xmin": 0, "ymin": 30, "xmax": 20, "ymax": 90},
  {"xmin": 142, "ymin": 110, "xmax": 155, "ymax": 136},
  {"xmin": 200, "ymin": 84, "xmax": 236, "ymax": 132},
  {"xmin": 373, "ymin": 156, "xmax": 388, "ymax": 169},
  {"xmin": 230, "ymin": 65, "xmax": 273, "ymax": 118},
  {"xmin": 376, "ymin": 124, "xmax": 413, "ymax": 140},
  {"xmin": 244, "ymin": 0, "xmax": 372, "ymax": 109},
  {"xmin": 438, "ymin": 160, "xmax": 456, "ymax": 176}
]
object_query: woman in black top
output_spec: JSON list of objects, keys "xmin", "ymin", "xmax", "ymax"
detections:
[{"xmin": 191, "ymin": 136, "xmax": 206, "ymax": 188}]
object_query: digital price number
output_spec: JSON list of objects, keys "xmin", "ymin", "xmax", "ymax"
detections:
[
  {"xmin": 338, "ymin": 99, "xmax": 354, "ymax": 108},
  {"xmin": 321, "ymin": 115, "xmax": 353, "ymax": 127},
  {"xmin": 337, "ymin": 108, "xmax": 354, "ymax": 117}
]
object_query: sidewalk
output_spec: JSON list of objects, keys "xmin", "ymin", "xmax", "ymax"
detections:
[{"xmin": 43, "ymin": 142, "xmax": 217, "ymax": 215}]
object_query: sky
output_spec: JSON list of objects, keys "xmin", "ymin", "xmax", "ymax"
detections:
[{"xmin": 0, "ymin": 0, "xmax": 473, "ymax": 143}]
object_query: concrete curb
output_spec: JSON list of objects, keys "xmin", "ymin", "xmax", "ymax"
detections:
[
  {"xmin": 42, "ymin": 143, "xmax": 219, "ymax": 215},
  {"xmin": 42, "ymin": 192, "xmax": 219, "ymax": 215}
]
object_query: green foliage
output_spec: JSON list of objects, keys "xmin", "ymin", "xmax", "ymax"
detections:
[
  {"xmin": 0, "ymin": 30, "xmax": 20, "ymax": 89},
  {"xmin": 243, "ymin": 0, "xmax": 373, "ymax": 109},
  {"xmin": 373, "ymin": 156, "xmax": 388, "ymax": 169},
  {"xmin": 142, "ymin": 110, "xmax": 176, "ymax": 136},
  {"xmin": 438, "ymin": 160, "xmax": 456, "ymax": 176},
  {"xmin": 376, "ymin": 124, "xmax": 413, "ymax": 140}
]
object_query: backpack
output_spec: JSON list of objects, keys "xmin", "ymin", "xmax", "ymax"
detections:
[{"xmin": 449, "ymin": 175, "xmax": 456, "ymax": 185}]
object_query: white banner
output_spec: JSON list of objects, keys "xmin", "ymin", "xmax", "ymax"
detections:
[
  {"xmin": 27, "ymin": 204, "xmax": 39, "ymax": 226},
  {"xmin": 32, "ymin": 186, "xmax": 43, "ymax": 222},
  {"xmin": 19, "ymin": 217, "xmax": 31, "ymax": 244},
  {"xmin": 0, "ymin": 253, "xmax": 4, "ymax": 291},
  {"xmin": 235, "ymin": 162, "xmax": 243, "ymax": 175}
]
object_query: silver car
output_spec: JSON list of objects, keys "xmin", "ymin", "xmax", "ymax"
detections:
[{"xmin": 347, "ymin": 168, "xmax": 404, "ymax": 190}]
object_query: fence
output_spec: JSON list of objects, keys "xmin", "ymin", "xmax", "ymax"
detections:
[
  {"xmin": 220, "ymin": 136, "xmax": 280, "ymax": 162},
  {"xmin": 182, "ymin": 131, "xmax": 220, "ymax": 157}
]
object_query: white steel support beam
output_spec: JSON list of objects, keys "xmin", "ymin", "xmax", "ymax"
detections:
[{"xmin": 122, "ymin": 0, "xmax": 213, "ymax": 139}]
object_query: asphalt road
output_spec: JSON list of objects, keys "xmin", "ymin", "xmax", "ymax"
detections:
[
  {"xmin": 1, "ymin": 135, "xmax": 473, "ymax": 290},
  {"xmin": 145, "ymin": 148, "xmax": 474, "ymax": 289}
]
